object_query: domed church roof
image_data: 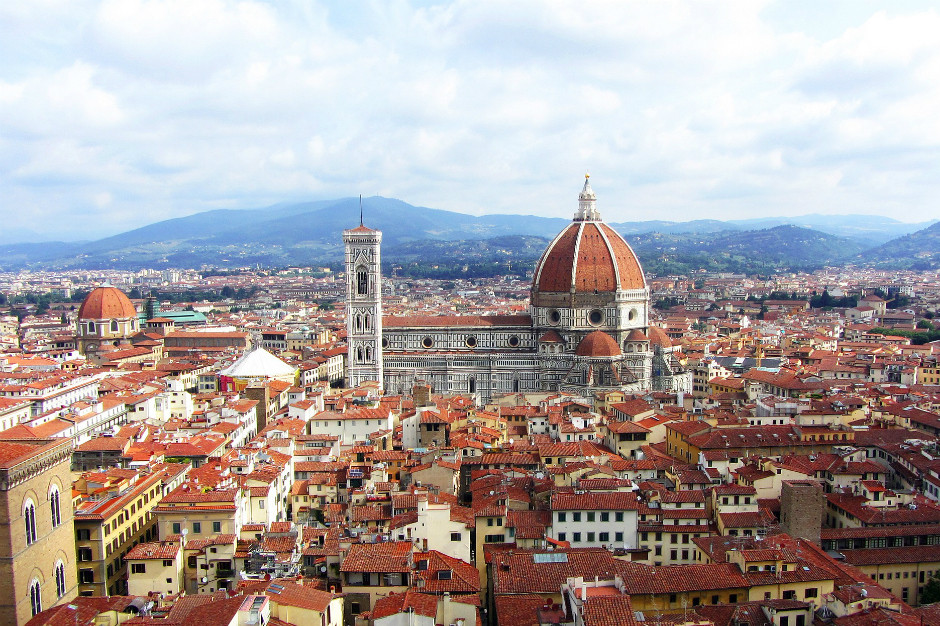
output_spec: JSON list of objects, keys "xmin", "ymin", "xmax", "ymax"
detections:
[
  {"xmin": 78, "ymin": 286, "xmax": 137, "ymax": 320},
  {"xmin": 575, "ymin": 331, "xmax": 622, "ymax": 358},
  {"xmin": 532, "ymin": 176, "xmax": 646, "ymax": 302},
  {"xmin": 648, "ymin": 326, "xmax": 672, "ymax": 348}
]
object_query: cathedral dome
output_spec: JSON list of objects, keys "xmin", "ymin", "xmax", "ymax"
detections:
[
  {"xmin": 78, "ymin": 287, "xmax": 137, "ymax": 320},
  {"xmin": 531, "ymin": 177, "xmax": 646, "ymax": 305},
  {"xmin": 575, "ymin": 331, "xmax": 621, "ymax": 357}
]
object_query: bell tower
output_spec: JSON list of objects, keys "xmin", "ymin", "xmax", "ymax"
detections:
[{"xmin": 343, "ymin": 220, "xmax": 384, "ymax": 389}]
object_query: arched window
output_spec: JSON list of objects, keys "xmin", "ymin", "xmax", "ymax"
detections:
[
  {"xmin": 50, "ymin": 487, "xmax": 61, "ymax": 527},
  {"xmin": 365, "ymin": 346, "xmax": 373, "ymax": 362},
  {"xmin": 354, "ymin": 314, "xmax": 362, "ymax": 332},
  {"xmin": 54, "ymin": 561, "xmax": 66, "ymax": 598},
  {"xmin": 30, "ymin": 578, "xmax": 41, "ymax": 616},
  {"xmin": 356, "ymin": 267, "xmax": 369, "ymax": 295},
  {"xmin": 469, "ymin": 378, "xmax": 476, "ymax": 394},
  {"xmin": 363, "ymin": 314, "xmax": 371, "ymax": 331},
  {"xmin": 24, "ymin": 499, "xmax": 37, "ymax": 545},
  {"xmin": 110, "ymin": 320, "xmax": 118, "ymax": 332},
  {"xmin": 87, "ymin": 322, "xmax": 96, "ymax": 334},
  {"xmin": 356, "ymin": 347, "xmax": 364, "ymax": 363}
]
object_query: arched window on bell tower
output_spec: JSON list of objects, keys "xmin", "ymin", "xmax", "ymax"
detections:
[{"xmin": 356, "ymin": 266, "xmax": 369, "ymax": 295}]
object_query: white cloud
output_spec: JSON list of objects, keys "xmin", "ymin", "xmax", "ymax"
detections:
[{"xmin": 1, "ymin": 0, "xmax": 940, "ymax": 241}]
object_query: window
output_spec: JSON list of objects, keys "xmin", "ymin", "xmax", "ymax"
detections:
[
  {"xmin": 615, "ymin": 512, "xmax": 624, "ymax": 522},
  {"xmin": 50, "ymin": 488, "xmax": 61, "ymax": 527},
  {"xmin": 573, "ymin": 532, "xmax": 582, "ymax": 543},
  {"xmin": 79, "ymin": 569, "xmax": 94, "ymax": 583},
  {"xmin": 587, "ymin": 512, "xmax": 595, "ymax": 522},
  {"xmin": 615, "ymin": 532, "xmax": 623, "ymax": 542},
  {"xmin": 805, "ymin": 587, "xmax": 818, "ymax": 598},
  {"xmin": 24, "ymin": 499, "xmax": 38, "ymax": 545},
  {"xmin": 192, "ymin": 522, "xmax": 201, "ymax": 534},
  {"xmin": 573, "ymin": 512, "xmax": 582, "ymax": 522},
  {"xmin": 599, "ymin": 532, "xmax": 609, "ymax": 542},
  {"xmin": 711, "ymin": 595, "xmax": 719, "ymax": 604},
  {"xmin": 77, "ymin": 528, "xmax": 91, "ymax": 541},
  {"xmin": 487, "ymin": 518, "xmax": 494, "ymax": 527},
  {"xmin": 600, "ymin": 512, "xmax": 609, "ymax": 522},
  {"xmin": 55, "ymin": 562, "xmax": 66, "ymax": 598},
  {"xmin": 558, "ymin": 533, "xmax": 566, "ymax": 542},
  {"xmin": 172, "ymin": 523, "xmax": 181, "ymax": 535},
  {"xmin": 259, "ymin": 500, "xmax": 265, "ymax": 509},
  {"xmin": 356, "ymin": 267, "xmax": 368, "ymax": 295},
  {"xmin": 450, "ymin": 532, "xmax": 461, "ymax": 542},
  {"xmin": 558, "ymin": 512, "xmax": 566, "ymax": 522},
  {"xmin": 213, "ymin": 521, "xmax": 222, "ymax": 533},
  {"xmin": 131, "ymin": 563, "xmax": 146, "ymax": 574},
  {"xmin": 782, "ymin": 590, "xmax": 796, "ymax": 600},
  {"xmin": 729, "ymin": 594, "xmax": 738, "ymax": 603},
  {"xmin": 30, "ymin": 579, "xmax": 41, "ymax": 616},
  {"xmin": 587, "ymin": 532, "xmax": 595, "ymax": 542},
  {"xmin": 78, "ymin": 547, "xmax": 93, "ymax": 561}
]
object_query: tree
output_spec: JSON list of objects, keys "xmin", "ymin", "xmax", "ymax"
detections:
[
  {"xmin": 221, "ymin": 286, "xmax": 236, "ymax": 299},
  {"xmin": 923, "ymin": 572, "xmax": 940, "ymax": 604},
  {"xmin": 917, "ymin": 320, "xmax": 934, "ymax": 330}
]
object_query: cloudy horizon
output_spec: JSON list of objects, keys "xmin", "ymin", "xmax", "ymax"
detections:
[{"xmin": 3, "ymin": 0, "xmax": 940, "ymax": 242}]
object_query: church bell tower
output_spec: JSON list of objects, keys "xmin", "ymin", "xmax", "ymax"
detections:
[{"xmin": 343, "ymin": 220, "xmax": 383, "ymax": 389}]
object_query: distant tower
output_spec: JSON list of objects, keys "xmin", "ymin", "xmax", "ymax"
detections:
[{"xmin": 343, "ymin": 219, "xmax": 383, "ymax": 389}]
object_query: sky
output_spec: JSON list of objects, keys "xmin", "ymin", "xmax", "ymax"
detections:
[{"xmin": 2, "ymin": 0, "xmax": 940, "ymax": 242}]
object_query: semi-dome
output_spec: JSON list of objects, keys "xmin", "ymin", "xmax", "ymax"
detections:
[
  {"xmin": 532, "ymin": 176, "xmax": 646, "ymax": 304},
  {"xmin": 78, "ymin": 286, "xmax": 137, "ymax": 320},
  {"xmin": 575, "ymin": 331, "xmax": 622, "ymax": 358},
  {"xmin": 648, "ymin": 326, "xmax": 672, "ymax": 349}
]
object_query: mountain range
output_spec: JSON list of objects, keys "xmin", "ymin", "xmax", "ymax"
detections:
[{"xmin": 0, "ymin": 196, "xmax": 936, "ymax": 273}]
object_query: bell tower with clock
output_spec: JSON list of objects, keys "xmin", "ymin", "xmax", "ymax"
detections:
[{"xmin": 343, "ymin": 220, "xmax": 384, "ymax": 389}]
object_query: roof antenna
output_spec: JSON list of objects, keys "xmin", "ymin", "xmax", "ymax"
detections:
[{"xmin": 359, "ymin": 194, "xmax": 363, "ymax": 227}]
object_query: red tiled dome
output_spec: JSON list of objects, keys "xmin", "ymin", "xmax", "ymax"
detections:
[
  {"xmin": 648, "ymin": 326, "xmax": 672, "ymax": 348},
  {"xmin": 533, "ymin": 221, "xmax": 646, "ymax": 295},
  {"xmin": 626, "ymin": 329, "xmax": 648, "ymax": 342},
  {"xmin": 575, "ymin": 331, "xmax": 621, "ymax": 357},
  {"xmin": 78, "ymin": 287, "xmax": 137, "ymax": 320}
]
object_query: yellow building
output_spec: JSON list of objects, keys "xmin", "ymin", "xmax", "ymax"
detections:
[
  {"xmin": 73, "ymin": 468, "xmax": 173, "ymax": 596},
  {"xmin": 0, "ymin": 437, "xmax": 77, "ymax": 625}
]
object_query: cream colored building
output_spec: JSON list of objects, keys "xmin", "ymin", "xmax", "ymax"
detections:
[{"xmin": 125, "ymin": 541, "xmax": 184, "ymax": 597}]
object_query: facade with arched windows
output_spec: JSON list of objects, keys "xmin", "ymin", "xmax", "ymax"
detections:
[
  {"xmin": 345, "ymin": 178, "xmax": 692, "ymax": 403},
  {"xmin": 0, "ymin": 437, "xmax": 76, "ymax": 624}
]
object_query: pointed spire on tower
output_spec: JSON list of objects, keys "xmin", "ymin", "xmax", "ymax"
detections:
[{"xmin": 359, "ymin": 194, "xmax": 364, "ymax": 227}]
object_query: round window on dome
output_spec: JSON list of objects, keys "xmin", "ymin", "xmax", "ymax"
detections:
[
  {"xmin": 465, "ymin": 336, "xmax": 477, "ymax": 348},
  {"xmin": 628, "ymin": 308, "xmax": 637, "ymax": 321},
  {"xmin": 422, "ymin": 337, "xmax": 434, "ymax": 349},
  {"xmin": 508, "ymin": 335, "xmax": 520, "ymax": 348},
  {"xmin": 548, "ymin": 310, "xmax": 561, "ymax": 325},
  {"xmin": 589, "ymin": 309, "xmax": 603, "ymax": 325}
]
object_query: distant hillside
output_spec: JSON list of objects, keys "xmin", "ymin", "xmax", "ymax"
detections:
[
  {"xmin": 857, "ymin": 221, "xmax": 940, "ymax": 269},
  {"xmin": 626, "ymin": 224, "xmax": 865, "ymax": 276},
  {"xmin": 0, "ymin": 195, "xmax": 925, "ymax": 273}
]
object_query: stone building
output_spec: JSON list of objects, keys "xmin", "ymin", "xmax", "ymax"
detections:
[
  {"xmin": 0, "ymin": 437, "xmax": 76, "ymax": 625},
  {"xmin": 345, "ymin": 177, "xmax": 692, "ymax": 403}
]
